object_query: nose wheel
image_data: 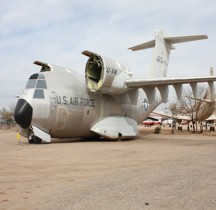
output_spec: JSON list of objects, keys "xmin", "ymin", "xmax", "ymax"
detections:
[{"xmin": 28, "ymin": 135, "xmax": 42, "ymax": 144}]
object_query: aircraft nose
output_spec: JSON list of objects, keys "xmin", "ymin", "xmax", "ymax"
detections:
[{"xmin": 14, "ymin": 99, "xmax": 33, "ymax": 128}]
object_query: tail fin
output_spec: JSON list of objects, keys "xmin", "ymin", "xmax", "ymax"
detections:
[{"xmin": 129, "ymin": 29, "xmax": 208, "ymax": 78}]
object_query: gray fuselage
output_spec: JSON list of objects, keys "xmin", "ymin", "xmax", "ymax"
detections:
[{"xmin": 16, "ymin": 67, "xmax": 161, "ymax": 139}]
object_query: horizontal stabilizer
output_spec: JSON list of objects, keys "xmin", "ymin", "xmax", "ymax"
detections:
[
  {"xmin": 129, "ymin": 33, "xmax": 207, "ymax": 51},
  {"xmin": 164, "ymin": 35, "xmax": 208, "ymax": 44},
  {"xmin": 90, "ymin": 116, "xmax": 138, "ymax": 139},
  {"xmin": 128, "ymin": 40, "xmax": 155, "ymax": 51}
]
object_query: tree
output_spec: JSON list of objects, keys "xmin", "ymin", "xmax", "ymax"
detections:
[
  {"xmin": 168, "ymin": 102, "xmax": 179, "ymax": 133},
  {"xmin": 0, "ymin": 104, "xmax": 15, "ymax": 128},
  {"xmin": 177, "ymin": 86, "xmax": 212, "ymax": 133}
]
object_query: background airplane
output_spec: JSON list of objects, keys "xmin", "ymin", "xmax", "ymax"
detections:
[
  {"xmin": 154, "ymin": 85, "xmax": 216, "ymax": 123},
  {"xmin": 14, "ymin": 29, "xmax": 216, "ymax": 143}
]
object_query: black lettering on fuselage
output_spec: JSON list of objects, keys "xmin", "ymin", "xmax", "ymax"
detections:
[
  {"xmin": 80, "ymin": 98, "xmax": 95, "ymax": 107},
  {"xmin": 57, "ymin": 96, "xmax": 61, "ymax": 104},
  {"xmin": 56, "ymin": 95, "xmax": 95, "ymax": 108},
  {"xmin": 70, "ymin": 97, "xmax": 78, "ymax": 106},
  {"xmin": 106, "ymin": 67, "xmax": 118, "ymax": 75},
  {"xmin": 63, "ymin": 96, "xmax": 67, "ymax": 105},
  {"xmin": 90, "ymin": 98, "xmax": 95, "ymax": 107}
]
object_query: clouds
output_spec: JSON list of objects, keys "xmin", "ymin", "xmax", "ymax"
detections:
[
  {"xmin": 0, "ymin": 0, "xmax": 216, "ymax": 108},
  {"xmin": 1, "ymin": 0, "xmax": 214, "ymax": 37},
  {"xmin": 1, "ymin": 1, "xmax": 72, "ymax": 36}
]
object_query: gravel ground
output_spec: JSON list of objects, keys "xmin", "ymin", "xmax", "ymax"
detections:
[{"xmin": 0, "ymin": 127, "xmax": 216, "ymax": 210}]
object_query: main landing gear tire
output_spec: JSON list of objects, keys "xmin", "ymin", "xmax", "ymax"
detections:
[
  {"xmin": 28, "ymin": 139, "xmax": 34, "ymax": 144},
  {"xmin": 34, "ymin": 136, "xmax": 42, "ymax": 144},
  {"xmin": 28, "ymin": 135, "xmax": 42, "ymax": 144}
]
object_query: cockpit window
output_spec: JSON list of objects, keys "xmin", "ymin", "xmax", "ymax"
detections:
[
  {"xmin": 27, "ymin": 73, "xmax": 47, "ymax": 99},
  {"xmin": 26, "ymin": 80, "xmax": 36, "ymax": 88},
  {"xmin": 26, "ymin": 73, "xmax": 47, "ymax": 90},
  {"xmin": 38, "ymin": 74, "xmax": 45, "ymax": 79},
  {"xmin": 36, "ymin": 80, "xmax": 47, "ymax": 89},
  {"xmin": 29, "ymin": 73, "xmax": 39, "ymax": 80},
  {"xmin": 33, "ymin": 89, "xmax": 44, "ymax": 99}
]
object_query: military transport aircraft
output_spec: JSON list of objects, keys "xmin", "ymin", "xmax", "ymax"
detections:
[{"xmin": 14, "ymin": 29, "xmax": 216, "ymax": 143}]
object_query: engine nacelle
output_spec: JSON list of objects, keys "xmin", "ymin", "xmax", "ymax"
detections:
[{"xmin": 82, "ymin": 50, "xmax": 133, "ymax": 94}]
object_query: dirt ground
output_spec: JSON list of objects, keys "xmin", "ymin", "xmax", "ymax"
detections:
[{"xmin": 0, "ymin": 125, "xmax": 216, "ymax": 210}]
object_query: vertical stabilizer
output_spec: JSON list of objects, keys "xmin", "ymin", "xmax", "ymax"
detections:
[
  {"xmin": 129, "ymin": 29, "xmax": 208, "ymax": 79},
  {"xmin": 149, "ymin": 29, "xmax": 172, "ymax": 78}
]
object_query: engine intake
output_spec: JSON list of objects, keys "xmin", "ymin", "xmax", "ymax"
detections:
[{"xmin": 82, "ymin": 50, "xmax": 132, "ymax": 94}]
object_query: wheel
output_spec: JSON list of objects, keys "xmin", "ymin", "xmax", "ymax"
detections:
[
  {"xmin": 33, "ymin": 136, "xmax": 42, "ymax": 144},
  {"xmin": 28, "ymin": 135, "xmax": 34, "ymax": 144},
  {"xmin": 28, "ymin": 139, "xmax": 34, "ymax": 144},
  {"xmin": 117, "ymin": 132, "xmax": 122, "ymax": 141}
]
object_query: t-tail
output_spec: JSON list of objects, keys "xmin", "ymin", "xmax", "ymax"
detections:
[{"xmin": 129, "ymin": 29, "xmax": 208, "ymax": 78}]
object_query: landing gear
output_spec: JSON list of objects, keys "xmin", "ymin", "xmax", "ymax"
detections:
[
  {"xmin": 34, "ymin": 136, "xmax": 42, "ymax": 144},
  {"xmin": 28, "ymin": 138, "xmax": 34, "ymax": 144},
  {"xmin": 117, "ymin": 132, "xmax": 122, "ymax": 141},
  {"xmin": 28, "ymin": 135, "xmax": 42, "ymax": 144}
]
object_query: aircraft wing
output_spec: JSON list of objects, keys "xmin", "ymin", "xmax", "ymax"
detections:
[
  {"xmin": 205, "ymin": 115, "xmax": 216, "ymax": 121},
  {"xmin": 154, "ymin": 110, "xmax": 216, "ymax": 122},
  {"xmin": 125, "ymin": 76, "xmax": 216, "ymax": 87},
  {"xmin": 125, "ymin": 76, "xmax": 216, "ymax": 103},
  {"xmin": 152, "ymin": 111, "xmax": 191, "ymax": 121}
]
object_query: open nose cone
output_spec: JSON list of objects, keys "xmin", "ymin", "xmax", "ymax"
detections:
[{"xmin": 14, "ymin": 99, "xmax": 33, "ymax": 128}]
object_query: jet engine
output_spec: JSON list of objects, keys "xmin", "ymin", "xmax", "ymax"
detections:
[{"xmin": 82, "ymin": 50, "xmax": 132, "ymax": 94}]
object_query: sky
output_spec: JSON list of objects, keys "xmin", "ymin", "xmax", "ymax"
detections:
[{"xmin": 0, "ymin": 0, "xmax": 216, "ymax": 109}]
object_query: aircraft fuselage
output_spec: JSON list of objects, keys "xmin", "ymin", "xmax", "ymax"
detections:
[{"xmin": 15, "ymin": 68, "xmax": 160, "ymax": 141}]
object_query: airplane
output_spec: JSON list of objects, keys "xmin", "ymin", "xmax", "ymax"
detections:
[
  {"xmin": 142, "ymin": 118, "xmax": 162, "ymax": 127},
  {"xmin": 14, "ymin": 29, "xmax": 216, "ymax": 144},
  {"xmin": 181, "ymin": 88, "xmax": 215, "ymax": 121},
  {"xmin": 153, "ymin": 85, "xmax": 216, "ymax": 123}
]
